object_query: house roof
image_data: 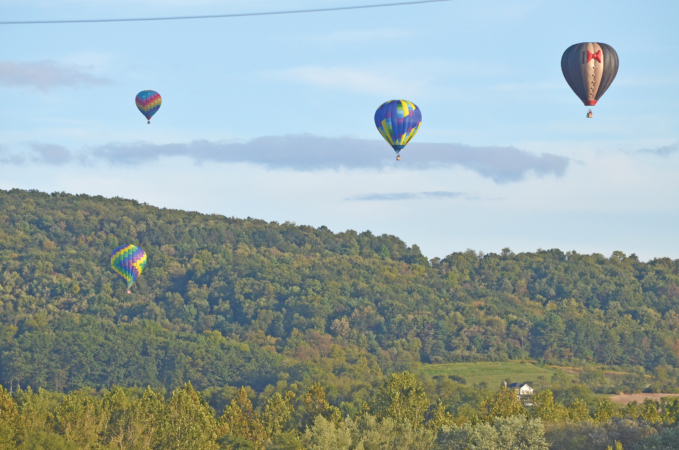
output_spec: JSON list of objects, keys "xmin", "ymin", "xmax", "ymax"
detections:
[{"xmin": 508, "ymin": 383, "xmax": 532, "ymax": 389}]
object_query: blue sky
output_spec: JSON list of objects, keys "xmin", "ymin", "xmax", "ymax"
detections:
[{"xmin": 1, "ymin": 0, "xmax": 678, "ymax": 260}]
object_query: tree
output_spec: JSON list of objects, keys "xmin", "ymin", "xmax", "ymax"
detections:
[
  {"xmin": 371, "ymin": 372, "xmax": 429, "ymax": 426},
  {"xmin": 639, "ymin": 400, "xmax": 662, "ymax": 423},
  {"xmin": 54, "ymin": 391, "xmax": 109, "ymax": 449},
  {"xmin": 567, "ymin": 399, "xmax": 591, "ymax": 422},
  {"xmin": 509, "ymin": 318, "xmax": 531, "ymax": 360},
  {"xmin": 302, "ymin": 415, "xmax": 352, "ymax": 450},
  {"xmin": 101, "ymin": 386, "xmax": 164, "ymax": 450},
  {"xmin": 495, "ymin": 416, "xmax": 549, "ymax": 450},
  {"xmin": 664, "ymin": 398, "xmax": 679, "ymax": 423},
  {"xmin": 19, "ymin": 431, "xmax": 76, "ymax": 450},
  {"xmin": 267, "ymin": 432, "xmax": 305, "ymax": 450},
  {"xmin": 155, "ymin": 382, "xmax": 218, "ymax": 450},
  {"xmin": 636, "ymin": 426, "xmax": 679, "ymax": 450},
  {"xmin": 0, "ymin": 385, "xmax": 20, "ymax": 449},
  {"xmin": 437, "ymin": 416, "xmax": 548, "ymax": 450},
  {"xmin": 479, "ymin": 386, "xmax": 526, "ymax": 423},
  {"xmin": 598, "ymin": 417, "xmax": 655, "ymax": 450},
  {"xmin": 263, "ymin": 391, "xmax": 296, "ymax": 438},
  {"xmin": 532, "ymin": 390, "xmax": 568, "ymax": 423},
  {"xmin": 596, "ymin": 329, "xmax": 622, "ymax": 366},
  {"xmin": 621, "ymin": 401, "xmax": 639, "ymax": 419},
  {"xmin": 594, "ymin": 400, "xmax": 615, "ymax": 424},
  {"xmin": 427, "ymin": 400, "xmax": 454, "ymax": 430},
  {"xmin": 302, "ymin": 383, "xmax": 340, "ymax": 428},
  {"xmin": 217, "ymin": 387, "xmax": 266, "ymax": 448},
  {"xmin": 350, "ymin": 414, "xmax": 435, "ymax": 450},
  {"xmin": 13, "ymin": 387, "xmax": 59, "ymax": 439},
  {"xmin": 4, "ymin": 189, "xmax": 679, "ymax": 450}
]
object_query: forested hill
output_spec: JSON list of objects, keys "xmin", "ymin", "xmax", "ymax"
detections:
[{"xmin": 1, "ymin": 188, "xmax": 679, "ymax": 398}]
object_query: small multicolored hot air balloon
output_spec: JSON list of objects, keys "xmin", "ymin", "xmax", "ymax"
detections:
[
  {"xmin": 561, "ymin": 43, "xmax": 618, "ymax": 117},
  {"xmin": 135, "ymin": 90, "xmax": 162, "ymax": 124},
  {"xmin": 110, "ymin": 244, "xmax": 147, "ymax": 293},
  {"xmin": 374, "ymin": 100, "xmax": 422, "ymax": 160}
]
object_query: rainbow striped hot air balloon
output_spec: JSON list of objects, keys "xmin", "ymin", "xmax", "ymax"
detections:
[
  {"xmin": 135, "ymin": 90, "xmax": 162, "ymax": 124},
  {"xmin": 110, "ymin": 244, "xmax": 147, "ymax": 293},
  {"xmin": 374, "ymin": 100, "xmax": 422, "ymax": 161}
]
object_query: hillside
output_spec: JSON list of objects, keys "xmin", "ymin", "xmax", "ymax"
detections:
[{"xmin": 1, "ymin": 188, "xmax": 679, "ymax": 404}]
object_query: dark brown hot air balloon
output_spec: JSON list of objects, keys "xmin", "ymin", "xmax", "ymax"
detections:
[{"xmin": 561, "ymin": 43, "xmax": 619, "ymax": 112}]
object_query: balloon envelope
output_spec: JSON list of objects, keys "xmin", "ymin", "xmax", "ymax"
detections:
[
  {"xmin": 561, "ymin": 43, "xmax": 618, "ymax": 106},
  {"xmin": 374, "ymin": 100, "xmax": 422, "ymax": 154},
  {"xmin": 135, "ymin": 90, "xmax": 162, "ymax": 121},
  {"xmin": 110, "ymin": 244, "xmax": 147, "ymax": 289}
]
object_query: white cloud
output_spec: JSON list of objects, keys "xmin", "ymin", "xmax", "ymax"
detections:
[
  {"xmin": 638, "ymin": 142, "xmax": 679, "ymax": 157},
  {"xmin": 344, "ymin": 191, "xmax": 503, "ymax": 201},
  {"xmin": 0, "ymin": 60, "xmax": 110, "ymax": 91},
  {"xmin": 0, "ymin": 135, "xmax": 570, "ymax": 183},
  {"xmin": 29, "ymin": 143, "xmax": 73, "ymax": 165},
  {"xmin": 346, "ymin": 191, "xmax": 463, "ymax": 201}
]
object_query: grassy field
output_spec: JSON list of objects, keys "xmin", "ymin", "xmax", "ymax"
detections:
[{"xmin": 420, "ymin": 361, "xmax": 559, "ymax": 388}]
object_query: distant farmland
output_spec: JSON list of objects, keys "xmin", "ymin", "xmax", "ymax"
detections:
[
  {"xmin": 609, "ymin": 393, "xmax": 679, "ymax": 405},
  {"xmin": 420, "ymin": 361, "xmax": 559, "ymax": 388}
]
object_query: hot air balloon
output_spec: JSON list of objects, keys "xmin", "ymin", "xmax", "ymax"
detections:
[
  {"xmin": 374, "ymin": 100, "xmax": 422, "ymax": 160},
  {"xmin": 135, "ymin": 90, "xmax": 162, "ymax": 124},
  {"xmin": 561, "ymin": 43, "xmax": 618, "ymax": 117},
  {"xmin": 110, "ymin": 244, "xmax": 147, "ymax": 294}
]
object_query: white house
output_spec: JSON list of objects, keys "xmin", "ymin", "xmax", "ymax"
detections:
[{"xmin": 507, "ymin": 383, "xmax": 534, "ymax": 397}]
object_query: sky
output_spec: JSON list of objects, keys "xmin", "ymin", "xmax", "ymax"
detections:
[{"xmin": 1, "ymin": 0, "xmax": 678, "ymax": 261}]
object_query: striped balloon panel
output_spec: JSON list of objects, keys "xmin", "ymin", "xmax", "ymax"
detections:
[
  {"xmin": 561, "ymin": 43, "xmax": 619, "ymax": 106},
  {"xmin": 135, "ymin": 90, "xmax": 162, "ymax": 120},
  {"xmin": 374, "ymin": 100, "xmax": 422, "ymax": 152},
  {"xmin": 110, "ymin": 244, "xmax": 147, "ymax": 288}
]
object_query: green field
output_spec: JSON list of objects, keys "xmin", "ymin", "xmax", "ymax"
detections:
[{"xmin": 420, "ymin": 361, "xmax": 559, "ymax": 388}]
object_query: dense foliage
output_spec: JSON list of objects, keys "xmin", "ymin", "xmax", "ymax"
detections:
[
  {"xmin": 2, "ymin": 188, "xmax": 679, "ymax": 447},
  {"xmin": 1, "ymin": 374, "xmax": 679, "ymax": 450},
  {"xmin": 1, "ymin": 189, "xmax": 679, "ymax": 400}
]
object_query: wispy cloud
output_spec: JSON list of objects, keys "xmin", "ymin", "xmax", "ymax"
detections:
[
  {"xmin": 0, "ymin": 143, "xmax": 74, "ymax": 165},
  {"xmin": 0, "ymin": 60, "xmax": 110, "ymax": 91},
  {"xmin": 410, "ymin": 141, "xmax": 568, "ymax": 182},
  {"xmin": 346, "ymin": 191, "xmax": 463, "ymax": 201},
  {"xmin": 346, "ymin": 191, "xmax": 505, "ymax": 201},
  {"xmin": 0, "ymin": 145, "xmax": 24, "ymax": 165},
  {"xmin": 638, "ymin": 143, "xmax": 679, "ymax": 157},
  {"xmin": 28, "ymin": 143, "xmax": 74, "ymax": 165},
  {"xmin": 1, "ymin": 135, "xmax": 569, "ymax": 183}
]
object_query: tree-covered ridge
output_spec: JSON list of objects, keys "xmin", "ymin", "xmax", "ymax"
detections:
[{"xmin": 0, "ymin": 188, "xmax": 679, "ymax": 398}]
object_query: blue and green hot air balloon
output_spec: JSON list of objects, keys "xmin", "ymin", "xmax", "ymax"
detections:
[
  {"xmin": 374, "ymin": 100, "xmax": 422, "ymax": 160},
  {"xmin": 110, "ymin": 244, "xmax": 147, "ymax": 293}
]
